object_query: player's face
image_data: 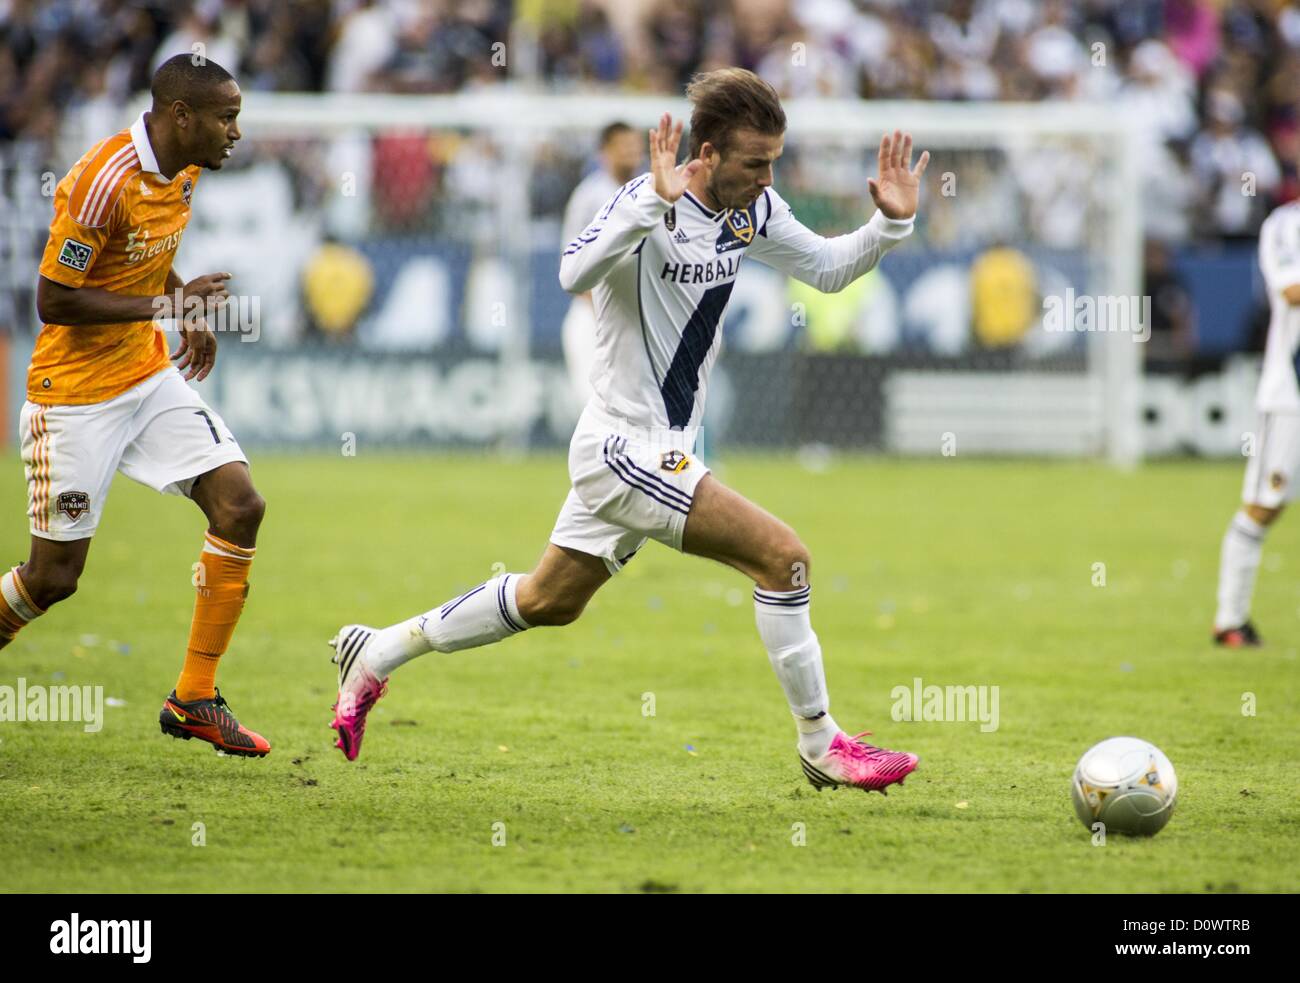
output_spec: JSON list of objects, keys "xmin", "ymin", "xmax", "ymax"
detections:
[
  {"xmin": 706, "ymin": 128, "xmax": 783, "ymax": 211},
  {"xmin": 603, "ymin": 130, "xmax": 643, "ymax": 184},
  {"xmin": 189, "ymin": 81, "xmax": 242, "ymax": 171}
]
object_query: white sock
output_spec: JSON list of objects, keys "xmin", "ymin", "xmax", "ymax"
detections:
[
  {"xmin": 1215, "ymin": 510, "xmax": 1266, "ymax": 631},
  {"xmin": 794, "ymin": 709, "xmax": 839, "ymax": 760},
  {"xmin": 367, "ymin": 573, "xmax": 531, "ymax": 676},
  {"xmin": 754, "ymin": 586, "xmax": 838, "ymax": 758}
]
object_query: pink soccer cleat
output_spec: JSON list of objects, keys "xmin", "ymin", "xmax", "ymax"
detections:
[
  {"xmin": 799, "ymin": 731, "xmax": 918, "ymax": 794},
  {"xmin": 328, "ymin": 625, "xmax": 389, "ymax": 761}
]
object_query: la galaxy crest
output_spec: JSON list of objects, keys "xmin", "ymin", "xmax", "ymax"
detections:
[
  {"xmin": 661, "ymin": 450, "xmax": 690, "ymax": 474},
  {"xmin": 715, "ymin": 204, "xmax": 757, "ymax": 253}
]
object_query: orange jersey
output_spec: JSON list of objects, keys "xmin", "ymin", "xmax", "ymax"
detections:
[{"xmin": 32, "ymin": 113, "xmax": 202, "ymax": 405}]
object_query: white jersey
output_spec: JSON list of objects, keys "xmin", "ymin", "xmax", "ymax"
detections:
[
  {"xmin": 562, "ymin": 168, "xmax": 622, "ymax": 249},
  {"xmin": 559, "ymin": 174, "xmax": 914, "ymax": 431},
  {"xmin": 1257, "ymin": 201, "xmax": 1300, "ymax": 413}
]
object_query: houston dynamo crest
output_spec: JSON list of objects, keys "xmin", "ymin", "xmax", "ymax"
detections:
[{"xmin": 57, "ymin": 491, "xmax": 91, "ymax": 521}]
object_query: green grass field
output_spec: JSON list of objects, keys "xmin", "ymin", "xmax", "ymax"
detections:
[{"xmin": 0, "ymin": 452, "xmax": 1296, "ymax": 893}]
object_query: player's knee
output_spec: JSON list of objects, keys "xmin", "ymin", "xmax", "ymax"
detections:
[
  {"xmin": 214, "ymin": 489, "xmax": 266, "ymax": 533},
  {"xmin": 26, "ymin": 565, "xmax": 81, "ymax": 608},
  {"xmin": 238, "ymin": 490, "xmax": 267, "ymax": 528},
  {"xmin": 1246, "ymin": 503, "xmax": 1283, "ymax": 526},
  {"xmin": 760, "ymin": 534, "xmax": 811, "ymax": 591},
  {"xmin": 521, "ymin": 591, "xmax": 587, "ymax": 627},
  {"xmin": 40, "ymin": 575, "xmax": 79, "ymax": 607}
]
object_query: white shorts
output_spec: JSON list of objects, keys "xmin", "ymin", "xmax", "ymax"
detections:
[
  {"xmin": 20, "ymin": 367, "xmax": 248, "ymax": 541},
  {"xmin": 1243, "ymin": 412, "xmax": 1300, "ymax": 508},
  {"xmin": 549, "ymin": 401, "xmax": 711, "ymax": 575}
]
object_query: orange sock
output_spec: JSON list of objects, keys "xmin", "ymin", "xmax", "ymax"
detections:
[
  {"xmin": 0, "ymin": 567, "xmax": 43, "ymax": 650},
  {"xmin": 176, "ymin": 532, "xmax": 256, "ymax": 702}
]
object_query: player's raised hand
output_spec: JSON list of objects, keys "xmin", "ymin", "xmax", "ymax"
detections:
[
  {"xmin": 649, "ymin": 113, "xmax": 703, "ymax": 203},
  {"xmin": 868, "ymin": 130, "xmax": 929, "ymax": 220}
]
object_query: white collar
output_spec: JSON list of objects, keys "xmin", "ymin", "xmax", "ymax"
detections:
[{"xmin": 130, "ymin": 112, "xmax": 164, "ymax": 176}]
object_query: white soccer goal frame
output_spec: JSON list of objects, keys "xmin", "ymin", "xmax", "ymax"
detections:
[{"xmin": 127, "ymin": 91, "xmax": 1145, "ymax": 464}]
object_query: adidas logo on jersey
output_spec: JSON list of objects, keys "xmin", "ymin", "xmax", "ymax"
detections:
[{"xmin": 672, "ymin": 227, "xmax": 690, "ymax": 245}]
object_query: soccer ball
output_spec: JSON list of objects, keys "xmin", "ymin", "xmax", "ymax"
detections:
[{"xmin": 1070, "ymin": 737, "xmax": 1177, "ymax": 836}]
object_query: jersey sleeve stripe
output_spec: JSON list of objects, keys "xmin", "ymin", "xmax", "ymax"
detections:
[
  {"xmin": 82, "ymin": 150, "xmax": 139, "ymax": 227},
  {"xmin": 76, "ymin": 148, "xmax": 134, "ymax": 227},
  {"xmin": 563, "ymin": 228, "xmax": 604, "ymax": 255},
  {"xmin": 599, "ymin": 175, "xmax": 649, "ymax": 220},
  {"xmin": 70, "ymin": 139, "xmax": 132, "ymax": 219},
  {"xmin": 70, "ymin": 138, "xmax": 137, "ymax": 227}
]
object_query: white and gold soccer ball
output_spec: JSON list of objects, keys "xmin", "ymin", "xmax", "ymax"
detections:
[{"xmin": 1071, "ymin": 737, "xmax": 1177, "ymax": 836}]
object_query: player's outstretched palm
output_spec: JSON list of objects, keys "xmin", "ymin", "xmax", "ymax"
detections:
[
  {"xmin": 868, "ymin": 130, "xmax": 930, "ymax": 220},
  {"xmin": 649, "ymin": 113, "xmax": 702, "ymax": 203}
]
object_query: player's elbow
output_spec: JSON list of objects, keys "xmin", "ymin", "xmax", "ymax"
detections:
[
  {"xmin": 1282, "ymin": 283, "xmax": 1300, "ymax": 306},
  {"xmin": 36, "ymin": 277, "xmax": 69, "ymax": 324},
  {"xmin": 817, "ymin": 255, "xmax": 880, "ymax": 294},
  {"xmin": 558, "ymin": 260, "xmax": 588, "ymax": 295},
  {"xmin": 809, "ymin": 259, "xmax": 855, "ymax": 294},
  {"xmin": 815, "ymin": 272, "xmax": 852, "ymax": 295}
]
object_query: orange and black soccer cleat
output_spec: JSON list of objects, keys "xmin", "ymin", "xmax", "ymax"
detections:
[
  {"xmin": 1213, "ymin": 621, "xmax": 1262, "ymax": 649},
  {"xmin": 159, "ymin": 688, "xmax": 270, "ymax": 757}
]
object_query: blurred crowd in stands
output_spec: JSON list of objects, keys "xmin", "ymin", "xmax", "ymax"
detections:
[
  {"xmin": 0, "ymin": 0, "xmax": 1293, "ymax": 358},
  {"xmin": 3, "ymin": 0, "xmax": 1298, "ymax": 240}
]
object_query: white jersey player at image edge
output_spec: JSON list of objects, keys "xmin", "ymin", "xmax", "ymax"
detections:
[{"xmin": 1213, "ymin": 198, "xmax": 1300, "ymax": 642}]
